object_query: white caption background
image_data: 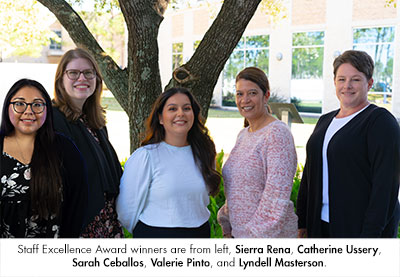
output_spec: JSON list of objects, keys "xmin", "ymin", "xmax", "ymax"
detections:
[{"xmin": 0, "ymin": 239, "xmax": 399, "ymax": 277}]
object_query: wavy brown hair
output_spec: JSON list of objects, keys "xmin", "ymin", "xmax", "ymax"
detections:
[
  {"xmin": 0, "ymin": 79, "xmax": 62, "ymax": 219},
  {"xmin": 142, "ymin": 87, "xmax": 220, "ymax": 196},
  {"xmin": 53, "ymin": 48, "xmax": 105, "ymax": 129}
]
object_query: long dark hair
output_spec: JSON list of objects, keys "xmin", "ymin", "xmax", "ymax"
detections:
[
  {"xmin": 0, "ymin": 79, "xmax": 62, "ymax": 219},
  {"xmin": 142, "ymin": 87, "xmax": 220, "ymax": 196},
  {"xmin": 54, "ymin": 48, "xmax": 106, "ymax": 129}
]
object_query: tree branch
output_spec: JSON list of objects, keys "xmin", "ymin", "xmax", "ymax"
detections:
[
  {"xmin": 37, "ymin": 0, "xmax": 128, "ymax": 108},
  {"xmin": 168, "ymin": 0, "xmax": 262, "ymax": 117}
]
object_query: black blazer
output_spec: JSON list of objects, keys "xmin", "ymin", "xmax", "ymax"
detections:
[
  {"xmin": 297, "ymin": 104, "xmax": 400, "ymax": 237},
  {"xmin": 52, "ymin": 107, "xmax": 122, "ymax": 227}
]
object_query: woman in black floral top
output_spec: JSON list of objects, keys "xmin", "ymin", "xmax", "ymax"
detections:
[
  {"xmin": 0, "ymin": 79, "xmax": 87, "ymax": 238},
  {"xmin": 52, "ymin": 48, "xmax": 123, "ymax": 238}
]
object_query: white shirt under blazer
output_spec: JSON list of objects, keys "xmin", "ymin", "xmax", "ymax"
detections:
[{"xmin": 116, "ymin": 141, "xmax": 210, "ymax": 233}]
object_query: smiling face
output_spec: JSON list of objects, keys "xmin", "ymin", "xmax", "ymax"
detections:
[
  {"xmin": 8, "ymin": 86, "xmax": 47, "ymax": 137},
  {"xmin": 334, "ymin": 63, "xmax": 373, "ymax": 113},
  {"xmin": 62, "ymin": 58, "xmax": 96, "ymax": 110},
  {"xmin": 235, "ymin": 78, "xmax": 269, "ymax": 122},
  {"xmin": 159, "ymin": 93, "xmax": 194, "ymax": 146}
]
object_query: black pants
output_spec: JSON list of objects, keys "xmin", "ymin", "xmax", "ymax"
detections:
[
  {"xmin": 133, "ymin": 220, "xmax": 210, "ymax": 238},
  {"xmin": 321, "ymin": 220, "xmax": 330, "ymax": 238}
]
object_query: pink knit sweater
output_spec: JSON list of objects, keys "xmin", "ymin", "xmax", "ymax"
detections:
[{"xmin": 217, "ymin": 120, "xmax": 298, "ymax": 238}]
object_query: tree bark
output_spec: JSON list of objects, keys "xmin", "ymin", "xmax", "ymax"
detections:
[
  {"xmin": 166, "ymin": 0, "xmax": 262, "ymax": 119},
  {"xmin": 37, "ymin": 0, "xmax": 128, "ymax": 108},
  {"xmin": 37, "ymin": 0, "xmax": 261, "ymax": 153},
  {"xmin": 119, "ymin": 0, "xmax": 165, "ymax": 152}
]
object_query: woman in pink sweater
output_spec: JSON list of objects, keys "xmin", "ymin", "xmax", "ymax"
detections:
[{"xmin": 217, "ymin": 67, "xmax": 298, "ymax": 238}]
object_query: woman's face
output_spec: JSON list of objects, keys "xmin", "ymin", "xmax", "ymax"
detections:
[
  {"xmin": 159, "ymin": 93, "xmax": 194, "ymax": 144},
  {"xmin": 334, "ymin": 63, "xmax": 373, "ymax": 111},
  {"xmin": 62, "ymin": 58, "xmax": 96, "ymax": 110},
  {"xmin": 8, "ymin": 86, "xmax": 47, "ymax": 137},
  {"xmin": 235, "ymin": 78, "xmax": 269, "ymax": 121}
]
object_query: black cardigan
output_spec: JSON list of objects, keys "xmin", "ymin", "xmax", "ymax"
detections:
[
  {"xmin": 297, "ymin": 104, "xmax": 400, "ymax": 237},
  {"xmin": 0, "ymin": 134, "xmax": 87, "ymax": 237},
  {"xmin": 52, "ymin": 107, "xmax": 122, "ymax": 227}
]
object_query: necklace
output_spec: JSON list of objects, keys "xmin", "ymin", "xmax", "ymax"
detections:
[{"xmin": 14, "ymin": 136, "xmax": 30, "ymax": 164}]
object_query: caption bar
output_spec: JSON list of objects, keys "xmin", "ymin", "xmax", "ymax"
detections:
[{"xmin": 0, "ymin": 239, "xmax": 399, "ymax": 277}]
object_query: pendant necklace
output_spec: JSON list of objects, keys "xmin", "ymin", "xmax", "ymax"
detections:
[{"xmin": 14, "ymin": 136, "xmax": 30, "ymax": 165}]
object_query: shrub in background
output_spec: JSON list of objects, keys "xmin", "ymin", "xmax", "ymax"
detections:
[
  {"xmin": 290, "ymin": 165, "xmax": 303, "ymax": 212},
  {"xmin": 208, "ymin": 150, "xmax": 226, "ymax": 238}
]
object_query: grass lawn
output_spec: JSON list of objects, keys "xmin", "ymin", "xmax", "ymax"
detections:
[
  {"xmin": 102, "ymin": 97, "xmax": 123, "ymax": 111},
  {"xmin": 207, "ymin": 107, "xmax": 242, "ymax": 118},
  {"xmin": 302, "ymin": 117, "xmax": 318, "ymax": 124},
  {"xmin": 208, "ymin": 107, "xmax": 319, "ymax": 124},
  {"xmin": 102, "ymin": 97, "xmax": 319, "ymax": 124}
]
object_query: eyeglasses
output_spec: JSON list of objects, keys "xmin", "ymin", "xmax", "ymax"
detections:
[
  {"xmin": 10, "ymin": 101, "xmax": 46, "ymax": 114},
  {"xmin": 64, "ymin": 69, "xmax": 96, "ymax": 80}
]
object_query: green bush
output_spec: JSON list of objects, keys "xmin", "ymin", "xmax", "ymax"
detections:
[
  {"xmin": 290, "ymin": 165, "xmax": 303, "ymax": 212},
  {"xmin": 294, "ymin": 104, "xmax": 321, "ymax": 113},
  {"xmin": 208, "ymin": 150, "xmax": 226, "ymax": 238},
  {"xmin": 222, "ymin": 92, "xmax": 236, "ymax": 107},
  {"xmin": 269, "ymin": 92, "xmax": 287, "ymax": 103},
  {"xmin": 291, "ymin": 100, "xmax": 322, "ymax": 113}
]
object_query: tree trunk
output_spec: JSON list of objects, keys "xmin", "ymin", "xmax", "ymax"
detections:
[
  {"xmin": 119, "ymin": 0, "xmax": 166, "ymax": 152},
  {"xmin": 166, "ymin": 0, "xmax": 262, "ymax": 119},
  {"xmin": 37, "ymin": 0, "xmax": 261, "ymax": 153}
]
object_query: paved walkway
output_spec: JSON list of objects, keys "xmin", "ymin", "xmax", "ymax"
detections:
[{"xmin": 106, "ymin": 110, "xmax": 314, "ymax": 166}]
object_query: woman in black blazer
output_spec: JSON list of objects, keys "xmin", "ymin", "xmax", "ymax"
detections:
[
  {"xmin": 52, "ymin": 48, "xmax": 123, "ymax": 238},
  {"xmin": 297, "ymin": 50, "xmax": 400, "ymax": 238}
]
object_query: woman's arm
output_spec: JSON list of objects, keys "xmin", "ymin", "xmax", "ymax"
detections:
[
  {"xmin": 58, "ymin": 135, "xmax": 88, "ymax": 238},
  {"xmin": 362, "ymin": 111, "xmax": 400, "ymax": 237},
  {"xmin": 244, "ymin": 124, "xmax": 298, "ymax": 237},
  {"xmin": 296, "ymin": 161, "xmax": 309, "ymax": 237},
  {"xmin": 116, "ymin": 147, "xmax": 152, "ymax": 233}
]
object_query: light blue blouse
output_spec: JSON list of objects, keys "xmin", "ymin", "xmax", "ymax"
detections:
[{"xmin": 116, "ymin": 142, "xmax": 210, "ymax": 233}]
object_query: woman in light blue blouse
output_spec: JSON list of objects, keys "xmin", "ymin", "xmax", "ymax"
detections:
[{"xmin": 116, "ymin": 87, "xmax": 220, "ymax": 238}]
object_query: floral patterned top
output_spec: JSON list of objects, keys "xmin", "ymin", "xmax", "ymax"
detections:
[{"xmin": 0, "ymin": 153, "xmax": 59, "ymax": 238}]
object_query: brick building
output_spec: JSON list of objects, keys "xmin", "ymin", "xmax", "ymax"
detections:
[{"xmin": 158, "ymin": 0, "xmax": 400, "ymax": 118}]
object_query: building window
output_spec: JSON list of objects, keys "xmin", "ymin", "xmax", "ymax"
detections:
[
  {"xmin": 353, "ymin": 26, "xmax": 395, "ymax": 108},
  {"xmin": 291, "ymin": 31, "xmax": 324, "ymax": 112},
  {"xmin": 172, "ymin": 42, "xmax": 183, "ymax": 70},
  {"xmin": 222, "ymin": 35, "xmax": 269, "ymax": 106},
  {"xmin": 49, "ymin": 30, "xmax": 62, "ymax": 50},
  {"xmin": 292, "ymin": 31, "xmax": 324, "ymax": 78}
]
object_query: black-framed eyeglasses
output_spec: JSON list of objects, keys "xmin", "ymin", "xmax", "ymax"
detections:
[
  {"xmin": 64, "ymin": 69, "xmax": 96, "ymax": 80},
  {"xmin": 9, "ymin": 101, "xmax": 46, "ymax": 114}
]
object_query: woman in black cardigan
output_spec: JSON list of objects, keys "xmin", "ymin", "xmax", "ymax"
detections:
[
  {"xmin": 297, "ymin": 50, "xmax": 400, "ymax": 238},
  {"xmin": 52, "ymin": 48, "xmax": 123, "ymax": 238}
]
